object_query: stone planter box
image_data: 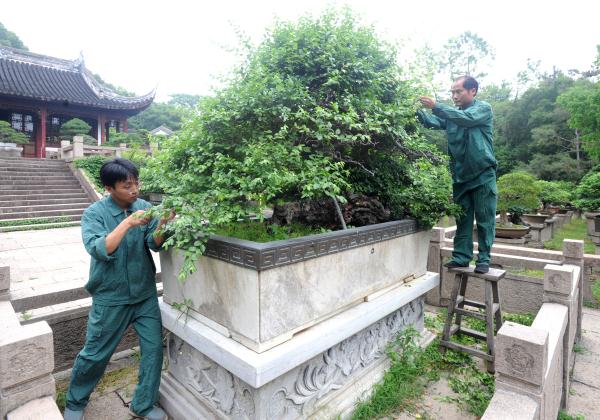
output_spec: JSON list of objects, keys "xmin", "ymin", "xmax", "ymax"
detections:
[
  {"xmin": 522, "ymin": 213, "xmax": 548, "ymax": 226},
  {"xmin": 584, "ymin": 212, "xmax": 600, "ymax": 236},
  {"xmin": 595, "ymin": 215, "xmax": 600, "ymax": 233},
  {"xmin": 161, "ymin": 219, "xmax": 430, "ymax": 352},
  {"xmin": 0, "ymin": 142, "xmax": 23, "ymax": 158},
  {"xmin": 158, "ymin": 220, "xmax": 438, "ymax": 419}
]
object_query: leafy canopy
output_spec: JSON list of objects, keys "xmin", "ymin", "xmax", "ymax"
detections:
[
  {"xmin": 573, "ymin": 171, "xmax": 600, "ymax": 211},
  {"xmin": 143, "ymin": 8, "xmax": 452, "ymax": 279},
  {"xmin": 497, "ymin": 171, "xmax": 541, "ymax": 214}
]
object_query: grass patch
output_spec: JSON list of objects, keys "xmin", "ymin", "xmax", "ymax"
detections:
[
  {"xmin": 592, "ymin": 280, "xmax": 600, "ymax": 302},
  {"xmin": 0, "ymin": 216, "xmax": 72, "ymax": 227},
  {"xmin": 215, "ymin": 220, "xmax": 328, "ymax": 242},
  {"xmin": 506, "ymin": 267, "xmax": 545, "ymax": 279},
  {"xmin": 544, "ymin": 217, "xmax": 595, "ymax": 254}
]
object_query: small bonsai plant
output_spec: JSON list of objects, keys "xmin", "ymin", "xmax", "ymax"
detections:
[
  {"xmin": 497, "ymin": 171, "xmax": 541, "ymax": 226},
  {"xmin": 0, "ymin": 120, "xmax": 29, "ymax": 144},
  {"xmin": 534, "ymin": 180, "xmax": 573, "ymax": 210},
  {"xmin": 573, "ymin": 171, "xmax": 600, "ymax": 212}
]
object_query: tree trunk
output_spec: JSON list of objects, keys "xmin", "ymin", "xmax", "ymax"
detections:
[
  {"xmin": 272, "ymin": 194, "xmax": 391, "ymax": 229},
  {"xmin": 575, "ymin": 128, "xmax": 581, "ymax": 170}
]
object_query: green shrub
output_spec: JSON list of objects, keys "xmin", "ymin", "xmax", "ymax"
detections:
[
  {"xmin": 0, "ymin": 120, "xmax": 28, "ymax": 144},
  {"xmin": 574, "ymin": 171, "xmax": 600, "ymax": 211},
  {"xmin": 74, "ymin": 156, "xmax": 108, "ymax": 191},
  {"xmin": 60, "ymin": 118, "xmax": 92, "ymax": 137},
  {"xmin": 497, "ymin": 171, "xmax": 541, "ymax": 224},
  {"xmin": 534, "ymin": 179, "xmax": 574, "ymax": 208}
]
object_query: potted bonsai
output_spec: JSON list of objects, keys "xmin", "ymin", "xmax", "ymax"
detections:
[
  {"xmin": 496, "ymin": 171, "xmax": 541, "ymax": 238},
  {"xmin": 534, "ymin": 180, "xmax": 573, "ymax": 216},
  {"xmin": 0, "ymin": 120, "xmax": 28, "ymax": 157},
  {"xmin": 141, "ymin": 11, "xmax": 455, "ymax": 419},
  {"xmin": 573, "ymin": 170, "xmax": 600, "ymax": 235}
]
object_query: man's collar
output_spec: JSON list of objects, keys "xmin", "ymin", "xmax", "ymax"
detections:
[
  {"xmin": 107, "ymin": 195, "xmax": 131, "ymax": 216},
  {"xmin": 461, "ymin": 98, "xmax": 478, "ymax": 110}
]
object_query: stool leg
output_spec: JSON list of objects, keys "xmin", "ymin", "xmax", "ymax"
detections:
[
  {"xmin": 492, "ymin": 281, "xmax": 503, "ymax": 333},
  {"xmin": 441, "ymin": 273, "xmax": 463, "ymax": 353},
  {"xmin": 454, "ymin": 275, "xmax": 469, "ymax": 328},
  {"xmin": 485, "ymin": 281, "xmax": 495, "ymax": 373}
]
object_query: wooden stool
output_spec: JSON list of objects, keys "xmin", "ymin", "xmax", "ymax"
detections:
[{"xmin": 440, "ymin": 266, "xmax": 505, "ymax": 373}]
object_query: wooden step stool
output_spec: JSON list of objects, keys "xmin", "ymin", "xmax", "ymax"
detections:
[{"xmin": 440, "ymin": 266, "xmax": 505, "ymax": 373}]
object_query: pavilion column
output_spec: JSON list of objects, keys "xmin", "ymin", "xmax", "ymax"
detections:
[
  {"xmin": 36, "ymin": 108, "xmax": 47, "ymax": 158},
  {"xmin": 97, "ymin": 115, "xmax": 108, "ymax": 145}
]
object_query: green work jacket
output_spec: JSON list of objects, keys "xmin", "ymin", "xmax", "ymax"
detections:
[
  {"xmin": 81, "ymin": 195, "xmax": 161, "ymax": 306},
  {"xmin": 417, "ymin": 99, "xmax": 496, "ymax": 186}
]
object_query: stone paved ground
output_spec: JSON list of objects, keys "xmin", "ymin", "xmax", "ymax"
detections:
[
  {"xmin": 0, "ymin": 226, "xmax": 160, "ymax": 294},
  {"xmin": 566, "ymin": 307, "xmax": 600, "ymax": 419}
]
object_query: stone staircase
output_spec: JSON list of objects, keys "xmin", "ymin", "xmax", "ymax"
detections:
[{"xmin": 0, "ymin": 157, "xmax": 92, "ymax": 232}]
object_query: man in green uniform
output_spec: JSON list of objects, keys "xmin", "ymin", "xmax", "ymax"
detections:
[
  {"xmin": 417, "ymin": 76, "xmax": 497, "ymax": 273},
  {"xmin": 64, "ymin": 159, "xmax": 172, "ymax": 420}
]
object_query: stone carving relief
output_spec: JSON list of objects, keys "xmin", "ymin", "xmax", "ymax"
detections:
[
  {"xmin": 166, "ymin": 297, "xmax": 423, "ymax": 419},
  {"xmin": 504, "ymin": 344, "xmax": 535, "ymax": 377},
  {"xmin": 167, "ymin": 335, "xmax": 256, "ymax": 418},
  {"xmin": 269, "ymin": 298, "xmax": 423, "ymax": 417}
]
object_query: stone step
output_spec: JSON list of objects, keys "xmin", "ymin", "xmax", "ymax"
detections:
[
  {"xmin": 0, "ymin": 163, "xmax": 70, "ymax": 171},
  {"xmin": 0, "ymin": 220, "xmax": 81, "ymax": 233},
  {"xmin": 0, "ymin": 187, "xmax": 85, "ymax": 195},
  {"xmin": 0, "ymin": 192, "xmax": 89, "ymax": 201},
  {"xmin": 0, "ymin": 183, "xmax": 81, "ymax": 191},
  {"xmin": 0, "ymin": 156, "xmax": 68, "ymax": 164},
  {"xmin": 0, "ymin": 167, "xmax": 71, "ymax": 174},
  {"xmin": 0, "ymin": 208, "xmax": 85, "ymax": 220},
  {"xmin": 0, "ymin": 202, "xmax": 90, "ymax": 214},
  {"xmin": 0, "ymin": 197, "xmax": 90, "ymax": 206},
  {"xmin": 0, "ymin": 174, "xmax": 76, "ymax": 181},
  {"xmin": 0, "ymin": 178, "xmax": 80, "ymax": 186}
]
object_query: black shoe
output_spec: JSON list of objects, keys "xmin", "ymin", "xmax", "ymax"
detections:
[
  {"xmin": 474, "ymin": 263, "xmax": 489, "ymax": 274},
  {"xmin": 444, "ymin": 261, "xmax": 469, "ymax": 269}
]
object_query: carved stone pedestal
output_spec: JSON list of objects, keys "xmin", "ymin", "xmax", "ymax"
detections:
[{"xmin": 159, "ymin": 272, "xmax": 438, "ymax": 419}]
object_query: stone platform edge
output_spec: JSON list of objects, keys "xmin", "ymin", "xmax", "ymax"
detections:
[{"xmin": 159, "ymin": 270, "xmax": 439, "ymax": 388}]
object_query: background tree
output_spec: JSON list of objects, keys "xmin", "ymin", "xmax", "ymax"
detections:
[
  {"xmin": 0, "ymin": 22, "xmax": 27, "ymax": 50},
  {"xmin": 0, "ymin": 121, "xmax": 28, "ymax": 144},
  {"xmin": 439, "ymin": 31, "xmax": 495, "ymax": 81},
  {"xmin": 128, "ymin": 102, "xmax": 184, "ymax": 131}
]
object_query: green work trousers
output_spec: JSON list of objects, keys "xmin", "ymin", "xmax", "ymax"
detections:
[
  {"xmin": 66, "ymin": 296, "xmax": 163, "ymax": 416},
  {"xmin": 452, "ymin": 180, "xmax": 497, "ymax": 265}
]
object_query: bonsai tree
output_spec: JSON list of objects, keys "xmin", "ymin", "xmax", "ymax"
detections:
[
  {"xmin": 142, "ymin": 9, "xmax": 454, "ymax": 278},
  {"xmin": 0, "ymin": 120, "xmax": 28, "ymax": 144},
  {"xmin": 534, "ymin": 180, "xmax": 574, "ymax": 210},
  {"xmin": 573, "ymin": 171, "xmax": 600, "ymax": 212},
  {"xmin": 497, "ymin": 171, "xmax": 541, "ymax": 226}
]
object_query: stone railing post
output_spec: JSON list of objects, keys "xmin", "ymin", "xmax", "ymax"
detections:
[
  {"xmin": 543, "ymin": 264, "xmax": 579, "ymax": 410},
  {"xmin": 495, "ymin": 322, "xmax": 548, "ymax": 413},
  {"xmin": 0, "ymin": 266, "xmax": 9, "ymax": 301},
  {"xmin": 72, "ymin": 136, "xmax": 84, "ymax": 158},
  {"xmin": 59, "ymin": 140, "xmax": 70, "ymax": 160},
  {"xmin": 115, "ymin": 143, "xmax": 127, "ymax": 158},
  {"xmin": 425, "ymin": 227, "xmax": 445, "ymax": 306},
  {"xmin": 562, "ymin": 239, "xmax": 584, "ymax": 341}
]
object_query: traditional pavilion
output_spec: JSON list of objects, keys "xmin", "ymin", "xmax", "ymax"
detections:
[{"xmin": 0, "ymin": 46, "xmax": 154, "ymax": 158}]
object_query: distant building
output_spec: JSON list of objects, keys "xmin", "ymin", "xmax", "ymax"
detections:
[
  {"xmin": 0, "ymin": 46, "xmax": 154, "ymax": 158},
  {"xmin": 150, "ymin": 125, "xmax": 174, "ymax": 137}
]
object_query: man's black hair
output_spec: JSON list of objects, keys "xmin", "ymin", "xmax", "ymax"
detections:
[
  {"xmin": 456, "ymin": 75, "xmax": 479, "ymax": 94},
  {"xmin": 100, "ymin": 158, "xmax": 139, "ymax": 188}
]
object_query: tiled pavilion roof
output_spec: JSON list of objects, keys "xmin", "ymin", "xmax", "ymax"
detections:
[{"xmin": 0, "ymin": 46, "xmax": 154, "ymax": 111}]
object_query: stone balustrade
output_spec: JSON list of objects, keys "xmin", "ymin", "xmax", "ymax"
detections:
[
  {"xmin": 428, "ymin": 227, "xmax": 597, "ymax": 311},
  {"xmin": 0, "ymin": 267, "xmax": 62, "ymax": 419},
  {"xmin": 481, "ymin": 259, "xmax": 581, "ymax": 419}
]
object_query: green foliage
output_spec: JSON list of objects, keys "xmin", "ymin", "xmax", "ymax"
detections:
[
  {"xmin": 128, "ymin": 102, "xmax": 184, "ymax": 131},
  {"xmin": 168, "ymin": 93, "xmax": 203, "ymax": 108},
  {"xmin": 534, "ymin": 180, "xmax": 574, "ymax": 207},
  {"xmin": 440, "ymin": 31, "xmax": 495, "ymax": 81},
  {"xmin": 215, "ymin": 221, "xmax": 325, "ymax": 242},
  {"xmin": 526, "ymin": 153, "xmax": 587, "ymax": 183},
  {"xmin": 60, "ymin": 118, "xmax": 92, "ymax": 138},
  {"xmin": 574, "ymin": 171, "xmax": 600, "ymax": 211},
  {"xmin": 105, "ymin": 128, "xmax": 149, "ymax": 147},
  {"xmin": 91, "ymin": 72, "xmax": 136, "ymax": 97},
  {"xmin": 557, "ymin": 411, "xmax": 585, "ymax": 420},
  {"xmin": 74, "ymin": 156, "xmax": 108, "ymax": 190},
  {"xmin": 558, "ymin": 79, "xmax": 600, "ymax": 161},
  {"xmin": 0, "ymin": 120, "xmax": 28, "ymax": 144},
  {"xmin": 497, "ymin": 172, "xmax": 541, "ymax": 221},
  {"xmin": 0, "ymin": 22, "xmax": 27, "ymax": 50},
  {"xmin": 592, "ymin": 280, "xmax": 600, "ymax": 303},
  {"xmin": 143, "ymin": 8, "xmax": 453, "ymax": 279}
]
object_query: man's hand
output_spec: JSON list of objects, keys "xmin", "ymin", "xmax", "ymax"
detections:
[
  {"xmin": 127, "ymin": 210, "xmax": 152, "ymax": 228},
  {"xmin": 158, "ymin": 209, "xmax": 176, "ymax": 227},
  {"xmin": 419, "ymin": 96, "xmax": 436, "ymax": 109}
]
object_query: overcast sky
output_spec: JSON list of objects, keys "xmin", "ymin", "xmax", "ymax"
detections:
[{"xmin": 2, "ymin": 0, "xmax": 598, "ymax": 101}]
